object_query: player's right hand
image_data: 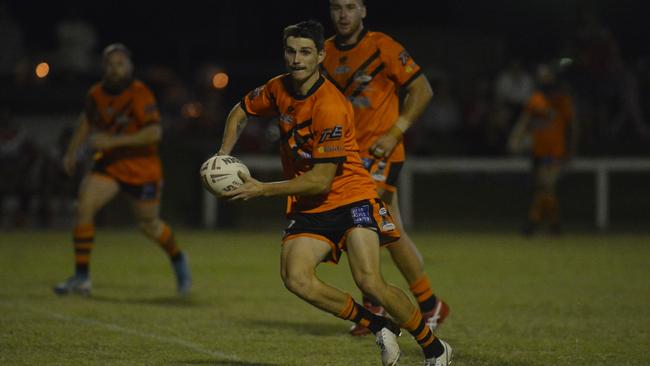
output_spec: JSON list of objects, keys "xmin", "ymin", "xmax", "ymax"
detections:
[{"xmin": 62, "ymin": 152, "xmax": 76, "ymax": 176}]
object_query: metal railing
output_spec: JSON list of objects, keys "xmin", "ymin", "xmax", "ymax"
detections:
[{"xmin": 202, "ymin": 156, "xmax": 650, "ymax": 230}]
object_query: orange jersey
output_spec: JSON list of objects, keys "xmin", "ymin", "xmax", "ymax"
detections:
[
  {"xmin": 241, "ymin": 74, "xmax": 378, "ymax": 214},
  {"xmin": 322, "ymin": 29, "xmax": 422, "ymax": 162},
  {"xmin": 85, "ymin": 79, "xmax": 162, "ymax": 184},
  {"xmin": 524, "ymin": 90, "xmax": 575, "ymax": 158}
]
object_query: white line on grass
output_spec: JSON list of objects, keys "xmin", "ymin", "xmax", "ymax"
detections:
[{"xmin": 0, "ymin": 300, "xmax": 239, "ymax": 361}]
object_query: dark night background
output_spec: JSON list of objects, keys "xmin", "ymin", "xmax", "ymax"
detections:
[{"xmin": 1, "ymin": 0, "xmax": 649, "ymax": 229}]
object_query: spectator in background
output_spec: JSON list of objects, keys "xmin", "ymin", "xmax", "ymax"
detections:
[
  {"xmin": 54, "ymin": 9, "xmax": 98, "ymax": 77},
  {"xmin": 0, "ymin": 108, "xmax": 39, "ymax": 228},
  {"xmin": 463, "ymin": 76, "xmax": 494, "ymax": 155},
  {"xmin": 0, "ymin": 4, "xmax": 25, "ymax": 80},
  {"xmin": 569, "ymin": 10, "xmax": 648, "ymax": 149},
  {"xmin": 413, "ymin": 76, "xmax": 462, "ymax": 155},
  {"xmin": 508, "ymin": 63, "xmax": 578, "ymax": 236},
  {"xmin": 489, "ymin": 60, "xmax": 533, "ymax": 154}
]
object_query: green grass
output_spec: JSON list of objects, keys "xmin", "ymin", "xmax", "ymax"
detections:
[{"xmin": 1, "ymin": 230, "xmax": 649, "ymax": 365}]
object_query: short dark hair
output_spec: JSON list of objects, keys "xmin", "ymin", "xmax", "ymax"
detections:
[
  {"xmin": 283, "ymin": 20, "xmax": 325, "ymax": 51},
  {"xmin": 102, "ymin": 43, "xmax": 132, "ymax": 60}
]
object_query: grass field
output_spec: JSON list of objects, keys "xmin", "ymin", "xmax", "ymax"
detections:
[{"xmin": 1, "ymin": 230, "xmax": 649, "ymax": 365}]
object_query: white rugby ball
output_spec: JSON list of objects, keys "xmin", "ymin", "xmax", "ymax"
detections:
[{"xmin": 200, "ymin": 155, "xmax": 250, "ymax": 197}]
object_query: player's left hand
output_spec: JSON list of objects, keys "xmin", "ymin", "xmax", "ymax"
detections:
[
  {"xmin": 370, "ymin": 133, "xmax": 399, "ymax": 159},
  {"xmin": 90, "ymin": 133, "xmax": 115, "ymax": 150},
  {"xmin": 223, "ymin": 171, "xmax": 265, "ymax": 201}
]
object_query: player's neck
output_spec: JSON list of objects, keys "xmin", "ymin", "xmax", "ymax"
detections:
[
  {"xmin": 338, "ymin": 24, "xmax": 365, "ymax": 46},
  {"xmin": 292, "ymin": 71, "xmax": 321, "ymax": 96}
]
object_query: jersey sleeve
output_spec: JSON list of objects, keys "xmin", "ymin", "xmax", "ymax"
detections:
[
  {"xmin": 310, "ymin": 103, "xmax": 348, "ymax": 164},
  {"xmin": 379, "ymin": 35, "xmax": 422, "ymax": 88},
  {"xmin": 133, "ymin": 86, "xmax": 161, "ymax": 126},
  {"xmin": 241, "ymin": 82, "xmax": 279, "ymax": 118}
]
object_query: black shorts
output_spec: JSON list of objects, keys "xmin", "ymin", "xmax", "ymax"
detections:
[
  {"xmin": 92, "ymin": 166, "xmax": 161, "ymax": 201},
  {"xmin": 283, "ymin": 199, "xmax": 401, "ymax": 264}
]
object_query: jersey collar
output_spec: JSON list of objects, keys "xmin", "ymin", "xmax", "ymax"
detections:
[
  {"xmin": 283, "ymin": 74, "xmax": 326, "ymax": 100},
  {"xmin": 334, "ymin": 27, "xmax": 368, "ymax": 51}
]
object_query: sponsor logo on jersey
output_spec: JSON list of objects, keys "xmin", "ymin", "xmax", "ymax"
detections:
[
  {"xmin": 398, "ymin": 50, "xmax": 411, "ymax": 66},
  {"xmin": 319, "ymin": 125, "xmax": 343, "ymax": 143},
  {"xmin": 348, "ymin": 96, "xmax": 371, "ymax": 108},
  {"xmin": 354, "ymin": 71, "xmax": 373, "ymax": 83}
]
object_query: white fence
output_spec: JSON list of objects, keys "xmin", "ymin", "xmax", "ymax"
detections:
[{"xmin": 202, "ymin": 157, "xmax": 650, "ymax": 230}]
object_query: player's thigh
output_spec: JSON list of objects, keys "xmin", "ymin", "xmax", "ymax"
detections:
[
  {"xmin": 281, "ymin": 236, "xmax": 331, "ymax": 279},
  {"xmin": 77, "ymin": 173, "xmax": 120, "ymax": 213},
  {"xmin": 345, "ymin": 228, "xmax": 382, "ymax": 282}
]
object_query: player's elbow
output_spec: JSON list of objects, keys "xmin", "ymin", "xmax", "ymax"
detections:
[
  {"xmin": 146, "ymin": 125, "xmax": 162, "ymax": 143},
  {"xmin": 312, "ymin": 179, "xmax": 332, "ymax": 195}
]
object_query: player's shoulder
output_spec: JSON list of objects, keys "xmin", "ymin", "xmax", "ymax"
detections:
[
  {"xmin": 315, "ymin": 79, "xmax": 352, "ymax": 114},
  {"xmin": 131, "ymin": 79, "xmax": 155, "ymax": 95},
  {"xmin": 367, "ymin": 30, "xmax": 401, "ymax": 48},
  {"xmin": 87, "ymin": 82, "xmax": 103, "ymax": 96},
  {"xmin": 324, "ymin": 35, "xmax": 337, "ymax": 49}
]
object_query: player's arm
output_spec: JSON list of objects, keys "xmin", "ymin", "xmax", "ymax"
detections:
[
  {"xmin": 63, "ymin": 113, "xmax": 92, "ymax": 176},
  {"xmin": 217, "ymin": 102, "xmax": 248, "ymax": 155},
  {"xmin": 91, "ymin": 124, "xmax": 161, "ymax": 150},
  {"xmin": 224, "ymin": 162, "xmax": 338, "ymax": 201},
  {"xmin": 508, "ymin": 110, "xmax": 531, "ymax": 155},
  {"xmin": 371, "ymin": 74, "xmax": 433, "ymax": 157}
]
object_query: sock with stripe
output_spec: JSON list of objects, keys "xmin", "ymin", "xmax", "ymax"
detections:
[
  {"xmin": 409, "ymin": 275, "xmax": 438, "ymax": 314},
  {"xmin": 157, "ymin": 223, "xmax": 182, "ymax": 262},
  {"xmin": 337, "ymin": 295, "xmax": 388, "ymax": 334},
  {"xmin": 73, "ymin": 223, "xmax": 94, "ymax": 278},
  {"xmin": 401, "ymin": 308, "xmax": 445, "ymax": 359}
]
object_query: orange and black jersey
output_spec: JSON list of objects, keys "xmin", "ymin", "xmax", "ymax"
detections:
[
  {"xmin": 524, "ymin": 90, "xmax": 575, "ymax": 158},
  {"xmin": 85, "ymin": 79, "xmax": 162, "ymax": 185},
  {"xmin": 241, "ymin": 74, "xmax": 378, "ymax": 214},
  {"xmin": 322, "ymin": 28, "xmax": 422, "ymax": 162}
]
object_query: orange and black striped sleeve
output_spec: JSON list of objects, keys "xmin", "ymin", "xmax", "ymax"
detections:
[
  {"xmin": 241, "ymin": 83, "xmax": 280, "ymax": 118},
  {"xmin": 133, "ymin": 86, "xmax": 160, "ymax": 127}
]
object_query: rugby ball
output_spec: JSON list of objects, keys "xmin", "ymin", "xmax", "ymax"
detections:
[{"xmin": 200, "ymin": 155, "xmax": 250, "ymax": 197}]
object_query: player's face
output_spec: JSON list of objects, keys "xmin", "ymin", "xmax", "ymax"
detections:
[
  {"xmin": 330, "ymin": 0, "xmax": 365, "ymax": 37},
  {"xmin": 284, "ymin": 36, "xmax": 325, "ymax": 83},
  {"xmin": 103, "ymin": 51, "xmax": 133, "ymax": 84}
]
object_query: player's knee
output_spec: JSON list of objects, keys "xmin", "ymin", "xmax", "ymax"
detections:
[
  {"xmin": 282, "ymin": 270, "xmax": 313, "ymax": 298},
  {"xmin": 138, "ymin": 218, "xmax": 160, "ymax": 237}
]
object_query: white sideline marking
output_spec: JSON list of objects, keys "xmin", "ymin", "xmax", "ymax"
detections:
[{"xmin": 0, "ymin": 301, "xmax": 238, "ymax": 361}]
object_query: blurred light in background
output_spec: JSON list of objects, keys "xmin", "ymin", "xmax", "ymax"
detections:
[
  {"xmin": 181, "ymin": 101, "xmax": 203, "ymax": 119},
  {"xmin": 35, "ymin": 62, "xmax": 50, "ymax": 78},
  {"xmin": 559, "ymin": 57, "xmax": 573, "ymax": 68},
  {"xmin": 211, "ymin": 72, "xmax": 229, "ymax": 89}
]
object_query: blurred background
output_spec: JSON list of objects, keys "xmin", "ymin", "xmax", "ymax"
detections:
[{"xmin": 1, "ymin": 0, "xmax": 649, "ymax": 231}]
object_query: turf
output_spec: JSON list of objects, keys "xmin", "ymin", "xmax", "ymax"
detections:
[{"xmin": 0, "ymin": 230, "xmax": 648, "ymax": 365}]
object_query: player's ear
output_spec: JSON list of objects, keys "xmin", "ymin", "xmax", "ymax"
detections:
[
  {"xmin": 318, "ymin": 49, "xmax": 326, "ymax": 64},
  {"xmin": 360, "ymin": 2, "xmax": 367, "ymax": 18}
]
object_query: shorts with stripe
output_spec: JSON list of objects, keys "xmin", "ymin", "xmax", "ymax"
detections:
[
  {"xmin": 92, "ymin": 161, "xmax": 162, "ymax": 201},
  {"xmin": 283, "ymin": 199, "xmax": 400, "ymax": 264}
]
